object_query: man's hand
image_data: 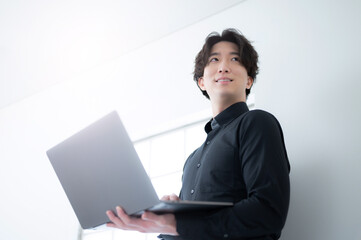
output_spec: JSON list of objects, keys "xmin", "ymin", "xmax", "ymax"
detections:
[
  {"xmin": 106, "ymin": 206, "xmax": 179, "ymax": 236},
  {"xmin": 161, "ymin": 193, "xmax": 180, "ymax": 201}
]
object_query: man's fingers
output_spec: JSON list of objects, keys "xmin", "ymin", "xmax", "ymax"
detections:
[
  {"xmin": 169, "ymin": 193, "xmax": 180, "ymax": 201},
  {"xmin": 116, "ymin": 206, "xmax": 131, "ymax": 224},
  {"xmin": 161, "ymin": 195, "xmax": 170, "ymax": 201},
  {"xmin": 107, "ymin": 209, "xmax": 146, "ymax": 232},
  {"xmin": 141, "ymin": 211, "xmax": 156, "ymax": 221},
  {"xmin": 106, "ymin": 210, "xmax": 118, "ymax": 222},
  {"xmin": 106, "ymin": 222, "xmax": 117, "ymax": 228},
  {"xmin": 161, "ymin": 193, "xmax": 179, "ymax": 201},
  {"xmin": 106, "ymin": 210, "xmax": 126, "ymax": 228},
  {"xmin": 142, "ymin": 212, "xmax": 167, "ymax": 226},
  {"xmin": 106, "ymin": 206, "xmax": 177, "ymax": 235},
  {"xmin": 114, "ymin": 207, "xmax": 150, "ymax": 231}
]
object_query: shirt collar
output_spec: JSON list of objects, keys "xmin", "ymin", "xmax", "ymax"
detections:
[{"xmin": 205, "ymin": 102, "xmax": 249, "ymax": 134}]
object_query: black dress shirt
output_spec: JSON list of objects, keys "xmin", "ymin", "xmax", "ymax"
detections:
[{"xmin": 159, "ymin": 102, "xmax": 290, "ymax": 240}]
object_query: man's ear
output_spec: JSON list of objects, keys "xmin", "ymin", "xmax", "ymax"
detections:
[
  {"xmin": 198, "ymin": 77, "xmax": 206, "ymax": 90},
  {"xmin": 246, "ymin": 77, "xmax": 254, "ymax": 89}
]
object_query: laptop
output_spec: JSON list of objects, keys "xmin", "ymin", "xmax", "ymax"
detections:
[{"xmin": 46, "ymin": 111, "xmax": 233, "ymax": 229}]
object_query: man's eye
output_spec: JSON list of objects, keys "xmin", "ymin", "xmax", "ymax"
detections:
[
  {"xmin": 209, "ymin": 58, "xmax": 218, "ymax": 62},
  {"xmin": 231, "ymin": 57, "xmax": 239, "ymax": 61}
]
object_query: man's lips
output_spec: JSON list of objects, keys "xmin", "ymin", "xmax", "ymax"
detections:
[{"xmin": 216, "ymin": 78, "xmax": 233, "ymax": 83}]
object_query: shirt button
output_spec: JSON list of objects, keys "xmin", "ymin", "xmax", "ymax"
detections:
[
  {"xmin": 190, "ymin": 189, "xmax": 195, "ymax": 194},
  {"xmin": 197, "ymin": 163, "xmax": 201, "ymax": 168},
  {"xmin": 223, "ymin": 233, "xmax": 229, "ymax": 238},
  {"xmin": 206, "ymin": 141, "xmax": 211, "ymax": 145}
]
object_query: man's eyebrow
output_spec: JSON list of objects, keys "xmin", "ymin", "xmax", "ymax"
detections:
[
  {"xmin": 209, "ymin": 51, "xmax": 240, "ymax": 57},
  {"xmin": 209, "ymin": 52, "xmax": 219, "ymax": 57}
]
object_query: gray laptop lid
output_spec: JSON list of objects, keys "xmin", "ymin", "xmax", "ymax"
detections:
[
  {"xmin": 47, "ymin": 111, "xmax": 159, "ymax": 229},
  {"xmin": 47, "ymin": 111, "xmax": 233, "ymax": 229}
]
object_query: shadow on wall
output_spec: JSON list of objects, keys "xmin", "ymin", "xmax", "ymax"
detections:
[{"xmin": 281, "ymin": 146, "xmax": 361, "ymax": 240}]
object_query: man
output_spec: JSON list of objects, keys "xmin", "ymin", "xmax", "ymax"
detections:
[{"xmin": 106, "ymin": 29, "xmax": 290, "ymax": 240}]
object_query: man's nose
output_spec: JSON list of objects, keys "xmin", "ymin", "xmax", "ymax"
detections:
[{"xmin": 218, "ymin": 61, "xmax": 230, "ymax": 73}]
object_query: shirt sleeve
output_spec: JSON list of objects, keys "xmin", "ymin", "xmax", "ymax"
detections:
[{"xmin": 171, "ymin": 111, "xmax": 290, "ymax": 240}]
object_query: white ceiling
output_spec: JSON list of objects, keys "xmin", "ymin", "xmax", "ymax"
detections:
[{"xmin": 0, "ymin": 0, "xmax": 245, "ymax": 109}]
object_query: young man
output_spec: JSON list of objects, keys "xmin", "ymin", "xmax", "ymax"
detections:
[{"xmin": 106, "ymin": 29, "xmax": 290, "ymax": 240}]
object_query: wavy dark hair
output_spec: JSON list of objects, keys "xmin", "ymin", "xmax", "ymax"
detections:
[{"xmin": 193, "ymin": 28, "xmax": 259, "ymax": 99}]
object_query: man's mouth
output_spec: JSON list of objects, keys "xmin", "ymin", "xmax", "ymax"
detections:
[{"xmin": 216, "ymin": 78, "xmax": 233, "ymax": 83}]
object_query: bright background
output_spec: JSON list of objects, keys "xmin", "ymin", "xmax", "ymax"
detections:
[{"xmin": 1, "ymin": 0, "xmax": 361, "ymax": 239}]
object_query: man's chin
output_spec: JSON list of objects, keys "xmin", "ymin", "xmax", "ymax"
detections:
[{"xmin": 219, "ymin": 93, "xmax": 243, "ymax": 101}]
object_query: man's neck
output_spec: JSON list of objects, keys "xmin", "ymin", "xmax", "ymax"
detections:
[{"xmin": 210, "ymin": 97, "xmax": 245, "ymax": 117}]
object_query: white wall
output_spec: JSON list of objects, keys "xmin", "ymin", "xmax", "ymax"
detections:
[
  {"xmin": 228, "ymin": 0, "xmax": 361, "ymax": 239},
  {"xmin": 1, "ymin": 0, "xmax": 361, "ymax": 239}
]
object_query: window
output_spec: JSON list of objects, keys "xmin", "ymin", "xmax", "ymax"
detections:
[{"xmin": 82, "ymin": 117, "xmax": 208, "ymax": 240}]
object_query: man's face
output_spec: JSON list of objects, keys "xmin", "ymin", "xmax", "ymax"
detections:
[{"xmin": 198, "ymin": 41, "xmax": 253, "ymax": 103}]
